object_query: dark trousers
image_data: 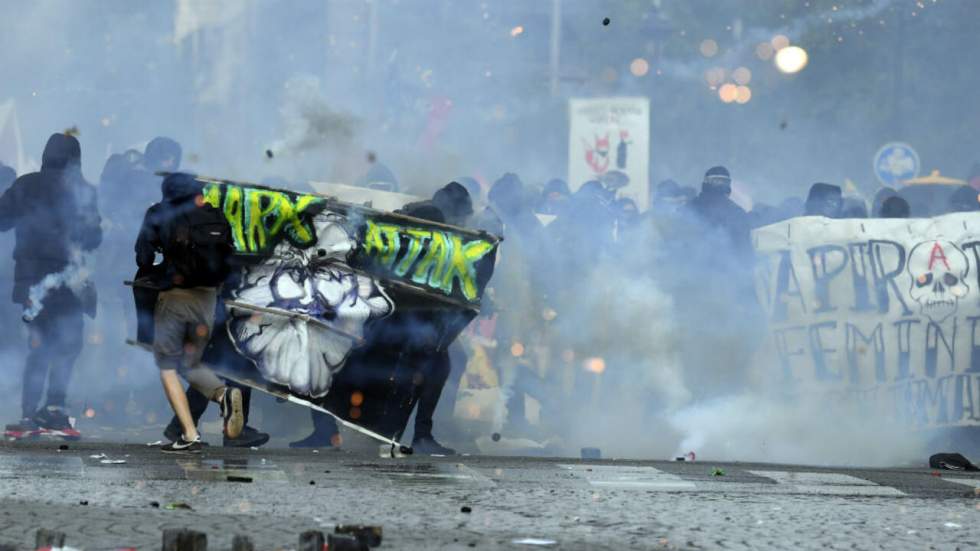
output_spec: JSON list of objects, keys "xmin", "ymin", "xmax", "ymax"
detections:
[
  {"xmin": 410, "ymin": 348, "xmax": 452, "ymax": 440},
  {"xmin": 22, "ymin": 304, "xmax": 84, "ymax": 418}
]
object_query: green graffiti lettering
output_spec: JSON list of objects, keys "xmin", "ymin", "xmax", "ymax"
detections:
[
  {"xmin": 360, "ymin": 220, "xmax": 495, "ymax": 302},
  {"xmin": 412, "ymin": 231, "xmax": 450, "ymax": 289},
  {"xmin": 363, "ymin": 221, "xmax": 401, "ymax": 269},
  {"xmin": 394, "ymin": 228, "xmax": 431, "ymax": 277},
  {"xmin": 441, "ymin": 234, "xmax": 494, "ymax": 301},
  {"xmin": 285, "ymin": 195, "xmax": 321, "ymax": 244},
  {"xmin": 223, "ymin": 185, "xmax": 246, "ymax": 251},
  {"xmin": 201, "ymin": 182, "xmax": 323, "ymax": 253}
]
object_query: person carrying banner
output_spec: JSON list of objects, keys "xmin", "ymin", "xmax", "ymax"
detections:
[
  {"xmin": 135, "ymin": 172, "xmax": 243, "ymax": 453},
  {"xmin": 0, "ymin": 133, "xmax": 102, "ymax": 438},
  {"xmin": 803, "ymin": 182, "xmax": 844, "ymax": 218}
]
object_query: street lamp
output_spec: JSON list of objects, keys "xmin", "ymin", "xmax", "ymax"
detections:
[{"xmin": 775, "ymin": 45, "xmax": 808, "ymax": 74}]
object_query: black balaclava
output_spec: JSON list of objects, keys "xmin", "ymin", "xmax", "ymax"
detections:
[
  {"xmin": 948, "ymin": 185, "xmax": 980, "ymax": 213},
  {"xmin": 872, "ymin": 187, "xmax": 898, "ymax": 218},
  {"xmin": 144, "ymin": 137, "xmax": 182, "ymax": 172},
  {"xmin": 879, "ymin": 196, "xmax": 910, "ymax": 218},
  {"xmin": 432, "ymin": 181, "xmax": 474, "ymax": 225},
  {"xmin": 41, "ymin": 133, "xmax": 82, "ymax": 171},
  {"xmin": 701, "ymin": 166, "xmax": 732, "ymax": 196},
  {"xmin": 488, "ymin": 172, "xmax": 526, "ymax": 216},
  {"xmin": 804, "ymin": 182, "xmax": 843, "ymax": 218}
]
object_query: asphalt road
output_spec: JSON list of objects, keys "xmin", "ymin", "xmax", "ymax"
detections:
[{"xmin": 0, "ymin": 440, "xmax": 977, "ymax": 550}]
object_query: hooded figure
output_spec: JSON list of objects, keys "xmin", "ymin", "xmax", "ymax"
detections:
[
  {"xmin": 879, "ymin": 196, "xmax": 911, "ymax": 219},
  {"xmin": 143, "ymin": 137, "xmax": 182, "ymax": 173},
  {"xmin": 947, "ymin": 185, "xmax": 980, "ymax": 213},
  {"xmin": 536, "ymin": 178, "xmax": 570, "ymax": 216},
  {"xmin": 840, "ymin": 197, "xmax": 869, "ymax": 219},
  {"xmin": 687, "ymin": 165, "xmax": 751, "ymax": 257},
  {"xmin": 0, "ymin": 133, "xmax": 102, "ymax": 434},
  {"xmin": 431, "ymin": 181, "xmax": 474, "ymax": 227},
  {"xmin": 804, "ymin": 183, "xmax": 843, "ymax": 218},
  {"xmin": 872, "ymin": 187, "xmax": 898, "ymax": 219}
]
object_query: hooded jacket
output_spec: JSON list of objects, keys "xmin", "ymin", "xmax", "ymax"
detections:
[
  {"xmin": 135, "ymin": 173, "xmax": 230, "ymax": 289},
  {"xmin": 0, "ymin": 133, "xmax": 102, "ymax": 305}
]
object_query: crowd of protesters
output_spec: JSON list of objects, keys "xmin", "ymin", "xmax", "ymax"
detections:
[{"xmin": 2, "ymin": 130, "xmax": 979, "ymax": 454}]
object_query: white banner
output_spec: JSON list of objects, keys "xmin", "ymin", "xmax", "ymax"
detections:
[
  {"xmin": 568, "ymin": 97, "xmax": 650, "ymax": 209},
  {"xmin": 753, "ymin": 214, "xmax": 980, "ymax": 429}
]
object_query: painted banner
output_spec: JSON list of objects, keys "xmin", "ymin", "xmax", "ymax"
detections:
[
  {"xmin": 182, "ymin": 176, "xmax": 500, "ymax": 442},
  {"xmin": 568, "ymin": 97, "xmax": 650, "ymax": 209},
  {"xmin": 753, "ymin": 214, "xmax": 980, "ymax": 430}
]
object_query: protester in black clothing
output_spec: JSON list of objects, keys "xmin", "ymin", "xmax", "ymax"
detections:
[
  {"xmin": 687, "ymin": 166, "xmax": 752, "ymax": 257},
  {"xmin": 872, "ymin": 187, "xmax": 898, "ymax": 218},
  {"xmin": 840, "ymin": 197, "xmax": 868, "ymax": 219},
  {"xmin": 431, "ymin": 181, "xmax": 474, "ymax": 227},
  {"xmin": 803, "ymin": 182, "xmax": 843, "ymax": 218},
  {"xmin": 0, "ymin": 133, "xmax": 102, "ymax": 435},
  {"xmin": 879, "ymin": 196, "xmax": 911, "ymax": 219},
  {"xmin": 136, "ymin": 173, "xmax": 244, "ymax": 453},
  {"xmin": 948, "ymin": 185, "xmax": 980, "ymax": 213},
  {"xmin": 536, "ymin": 178, "xmax": 570, "ymax": 216},
  {"xmin": 396, "ymin": 200, "xmax": 458, "ymax": 454}
]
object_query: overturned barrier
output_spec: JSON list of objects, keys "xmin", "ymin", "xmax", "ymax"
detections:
[{"xmin": 753, "ymin": 213, "xmax": 980, "ymax": 430}]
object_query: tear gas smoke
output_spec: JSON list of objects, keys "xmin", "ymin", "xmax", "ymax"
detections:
[{"xmin": 22, "ymin": 249, "xmax": 92, "ymax": 323}]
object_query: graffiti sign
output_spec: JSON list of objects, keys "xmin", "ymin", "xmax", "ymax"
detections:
[
  {"xmin": 201, "ymin": 182, "xmax": 325, "ymax": 254},
  {"xmin": 754, "ymin": 214, "xmax": 980, "ymax": 429},
  {"xmin": 360, "ymin": 220, "xmax": 495, "ymax": 302}
]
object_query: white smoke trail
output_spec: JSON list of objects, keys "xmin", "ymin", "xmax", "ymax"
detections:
[{"xmin": 22, "ymin": 248, "xmax": 92, "ymax": 322}]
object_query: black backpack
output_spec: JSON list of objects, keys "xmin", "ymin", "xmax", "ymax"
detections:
[{"xmin": 162, "ymin": 201, "xmax": 232, "ymax": 288}]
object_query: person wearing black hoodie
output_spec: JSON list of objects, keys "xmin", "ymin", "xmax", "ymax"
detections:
[
  {"xmin": 135, "ymin": 173, "xmax": 243, "ymax": 453},
  {"xmin": 0, "ymin": 133, "xmax": 102, "ymax": 436}
]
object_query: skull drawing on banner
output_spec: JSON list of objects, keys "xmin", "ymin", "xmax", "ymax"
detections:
[
  {"xmin": 228, "ymin": 212, "xmax": 393, "ymax": 397},
  {"xmin": 906, "ymin": 240, "xmax": 970, "ymax": 323}
]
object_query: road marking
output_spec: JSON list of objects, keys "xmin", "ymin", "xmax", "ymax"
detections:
[
  {"xmin": 749, "ymin": 470, "xmax": 905, "ymax": 496},
  {"xmin": 558, "ymin": 464, "xmax": 696, "ymax": 491}
]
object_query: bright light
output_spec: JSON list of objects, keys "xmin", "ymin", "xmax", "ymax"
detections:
[
  {"xmin": 755, "ymin": 42, "xmax": 774, "ymax": 60},
  {"xmin": 735, "ymin": 85, "xmax": 752, "ymax": 104},
  {"xmin": 510, "ymin": 25, "xmax": 524, "ymax": 37},
  {"xmin": 718, "ymin": 83, "xmax": 738, "ymax": 103},
  {"xmin": 630, "ymin": 58, "xmax": 649, "ymax": 77},
  {"xmin": 583, "ymin": 357, "xmax": 606, "ymax": 374},
  {"xmin": 732, "ymin": 67, "xmax": 752, "ymax": 85},
  {"xmin": 775, "ymin": 45, "xmax": 809, "ymax": 73},
  {"xmin": 699, "ymin": 39, "xmax": 718, "ymax": 57},
  {"xmin": 771, "ymin": 34, "xmax": 790, "ymax": 51},
  {"xmin": 704, "ymin": 67, "xmax": 725, "ymax": 87}
]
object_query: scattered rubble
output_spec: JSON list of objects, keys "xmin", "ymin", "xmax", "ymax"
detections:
[{"xmin": 335, "ymin": 525, "xmax": 383, "ymax": 548}]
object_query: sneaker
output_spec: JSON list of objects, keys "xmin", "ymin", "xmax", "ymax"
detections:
[
  {"xmin": 220, "ymin": 387, "xmax": 244, "ymax": 439},
  {"xmin": 4, "ymin": 417, "xmax": 40, "ymax": 440},
  {"xmin": 289, "ymin": 431, "xmax": 336, "ymax": 449},
  {"xmin": 34, "ymin": 406, "xmax": 72, "ymax": 431},
  {"xmin": 161, "ymin": 434, "xmax": 203, "ymax": 453},
  {"xmin": 224, "ymin": 426, "xmax": 270, "ymax": 448},
  {"xmin": 412, "ymin": 436, "xmax": 456, "ymax": 456},
  {"xmin": 164, "ymin": 423, "xmax": 209, "ymax": 446}
]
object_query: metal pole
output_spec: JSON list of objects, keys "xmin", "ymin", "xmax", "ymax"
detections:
[{"xmin": 549, "ymin": 0, "xmax": 561, "ymax": 97}]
